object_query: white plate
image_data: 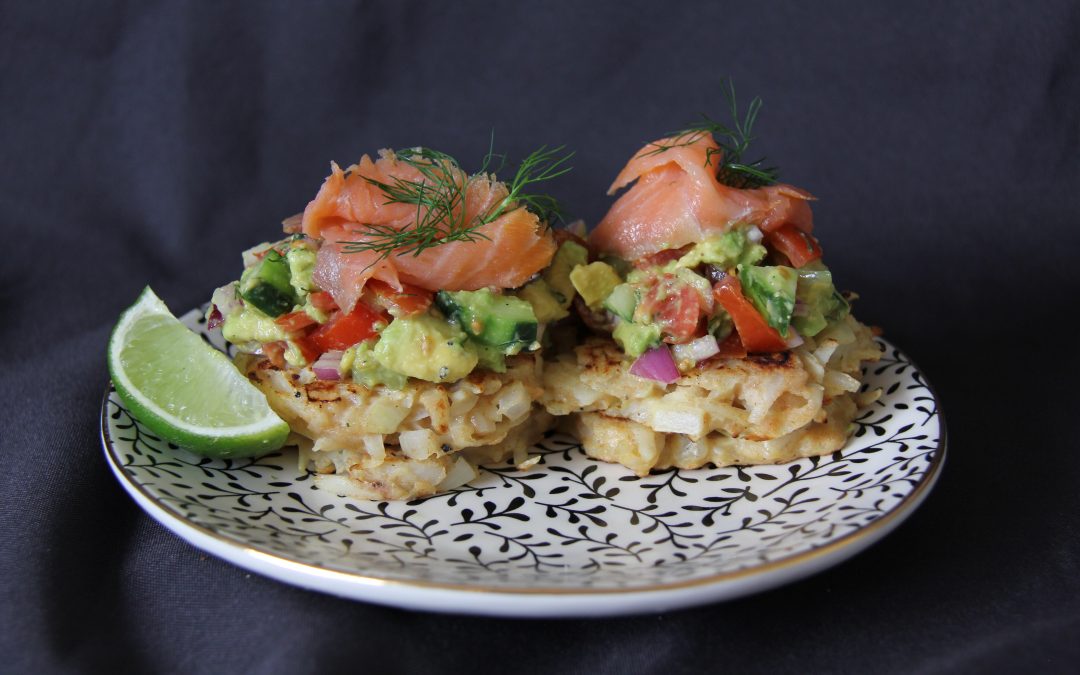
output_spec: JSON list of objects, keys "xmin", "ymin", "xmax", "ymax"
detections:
[{"xmin": 101, "ymin": 305, "xmax": 945, "ymax": 617}]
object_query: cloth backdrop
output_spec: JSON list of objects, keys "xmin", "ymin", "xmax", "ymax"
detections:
[{"xmin": 2, "ymin": 1, "xmax": 1078, "ymax": 673}]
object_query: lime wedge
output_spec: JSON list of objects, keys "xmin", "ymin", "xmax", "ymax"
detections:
[{"xmin": 108, "ymin": 287, "xmax": 290, "ymax": 458}]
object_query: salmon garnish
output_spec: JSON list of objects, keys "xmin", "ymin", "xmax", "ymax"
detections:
[
  {"xmin": 301, "ymin": 148, "xmax": 561, "ymax": 309},
  {"xmin": 590, "ymin": 133, "xmax": 815, "ymax": 260}
]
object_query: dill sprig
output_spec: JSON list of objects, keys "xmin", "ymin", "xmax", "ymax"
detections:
[
  {"xmin": 340, "ymin": 140, "xmax": 573, "ymax": 260},
  {"xmin": 642, "ymin": 79, "xmax": 779, "ymax": 189}
]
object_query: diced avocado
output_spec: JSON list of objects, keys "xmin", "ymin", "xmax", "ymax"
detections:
[
  {"xmin": 300, "ymin": 296, "xmax": 330, "ymax": 324},
  {"xmin": 348, "ymin": 340, "xmax": 407, "ymax": 390},
  {"xmin": 570, "ymin": 262, "xmax": 621, "ymax": 310},
  {"xmin": 221, "ymin": 305, "xmax": 288, "ymax": 344},
  {"xmin": 470, "ymin": 342, "xmax": 508, "ymax": 373},
  {"xmin": 603, "ymin": 283, "xmax": 637, "ymax": 321},
  {"xmin": 599, "ymin": 255, "xmax": 633, "ymax": 279},
  {"xmin": 286, "ymin": 248, "xmax": 317, "ymax": 298},
  {"xmin": 738, "ymin": 264, "xmax": 798, "ymax": 337},
  {"xmin": 673, "ymin": 268, "xmax": 712, "ymax": 302},
  {"xmin": 435, "ymin": 289, "xmax": 538, "ymax": 355},
  {"xmin": 708, "ymin": 309, "xmax": 734, "ymax": 342},
  {"xmin": 239, "ymin": 250, "xmax": 297, "ymax": 317},
  {"xmin": 516, "ymin": 279, "xmax": 570, "ymax": 323},
  {"xmin": 613, "ymin": 321, "xmax": 662, "ymax": 358},
  {"xmin": 792, "ymin": 268, "xmax": 850, "ymax": 337},
  {"xmin": 543, "ymin": 240, "xmax": 589, "ymax": 308},
  {"xmin": 674, "ymin": 228, "xmax": 767, "ymax": 272},
  {"xmin": 374, "ymin": 314, "xmax": 477, "ymax": 383},
  {"xmin": 283, "ymin": 340, "xmax": 318, "ymax": 367}
]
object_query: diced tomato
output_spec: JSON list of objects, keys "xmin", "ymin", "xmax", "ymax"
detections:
[
  {"xmin": 293, "ymin": 335, "xmax": 322, "ymax": 364},
  {"xmin": 308, "ymin": 291, "xmax": 339, "ymax": 313},
  {"xmin": 262, "ymin": 341, "xmax": 288, "ymax": 368},
  {"xmin": 716, "ymin": 330, "xmax": 748, "ymax": 359},
  {"xmin": 712, "ymin": 276, "xmax": 788, "ymax": 352},
  {"xmin": 368, "ymin": 280, "xmax": 433, "ymax": 317},
  {"xmin": 275, "ymin": 310, "xmax": 318, "ymax": 333},
  {"xmin": 766, "ymin": 224, "xmax": 822, "ymax": 268},
  {"xmin": 635, "ymin": 245, "xmax": 693, "ymax": 270},
  {"xmin": 553, "ymin": 228, "xmax": 589, "ymax": 251},
  {"xmin": 307, "ymin": 302, "xmax": 386, "ymax": 352},
  {"xmin": 253, "ymin": 247, "xmax": 284, "ymax": 261},
  {"xmin": 639, "ymin": 275, "xmax": 702, "ymax": 343}
]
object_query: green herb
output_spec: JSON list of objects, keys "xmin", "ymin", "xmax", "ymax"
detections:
[
  {"xmin": 341, "ymin": 139, "xmax": 572, "ymax": 261},
  {"xmin": 642, "ymin": 79, "xmax": 779, "ymax": 189}
]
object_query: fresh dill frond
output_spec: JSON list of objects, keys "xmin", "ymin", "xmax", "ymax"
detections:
[
  {"xmin": 642, "ymin": 79, "xmax": 779, "ymax": 189},
  {"xmin": 492, "ymin": 144, "xmax": 574, "ymax": 225},
  {"xmin": 340, "ymin": 141, "xmax": 572, "ymax": 261}
]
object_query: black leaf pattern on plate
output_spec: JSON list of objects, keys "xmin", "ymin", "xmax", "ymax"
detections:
[{"xmin": 102, "ymin": 305, "xmax": 943, "ymax": 591}]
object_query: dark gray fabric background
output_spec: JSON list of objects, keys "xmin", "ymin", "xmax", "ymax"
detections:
[{"xmin": 2, "ymin": 1, "xmax": 1079, "ymax": 673}]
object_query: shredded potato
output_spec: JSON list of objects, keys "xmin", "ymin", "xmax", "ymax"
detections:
[
  {"xmin": 543, "ymin": 315, "xmax": 882, "ymax": 475},
  {"xmin": 242, "ymin": 353, "xmax": 552, "ymax": 500}
]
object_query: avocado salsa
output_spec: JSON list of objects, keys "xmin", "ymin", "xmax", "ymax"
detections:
[
  {"xmin": 209, "ymin": 234, "xmax": 584, "ymax": 387},
  {"xmin": 572, "ymin": 224, "xmax": 850, "ymax": 364}
]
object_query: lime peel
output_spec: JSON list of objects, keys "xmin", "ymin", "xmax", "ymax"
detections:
[{"xmin": 108, "ymin": 287, "xmax": 290, "ymax": 458}]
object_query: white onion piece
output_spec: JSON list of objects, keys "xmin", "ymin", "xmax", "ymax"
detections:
[
  {"xmin": 437, "ymin": 457, "xmax": 478, "ymax": 492},
  {"xmin": 785, "ymin": 330, "xmax": 805, "ymax": 349},
  {"xmin": 747, "ymin": 225, "xmax": 764, "ymax": 243},
  {"xmin": 672, "ymin": 335, "xmax": 720, "ymax": 364},
  {"xmin": 242, "ymin": 241, "xmax": 276, "ymax": 268},
  {"xmin": 210, "ymin": 283, "xmax": 242, "ymax": 314}
]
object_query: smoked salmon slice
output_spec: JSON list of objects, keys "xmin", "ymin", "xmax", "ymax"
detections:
[
  {"xmin": 302, "ymin": 150, "xmax": 557, "ymax": 310},
  {"xmin": 590, "ymin": 133, "xmax": 815, "ymax": 260}
]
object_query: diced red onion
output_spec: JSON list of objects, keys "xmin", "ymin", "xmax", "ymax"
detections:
[
  {"xmin": 206, "ymin": 306, "xmax": 224, "ymax": 330},
  {"xmin": 312, "ymin": 350, "xmax": 344, "ymax": 380},
  {"xmin": 793, "ymin": 300, "xmax": 809, "ymax": 317},
  {"xmin": 785, "ymin": 330, "xmax": 804, "ymax": 349},
  {"xmin": 672, "ymin": 334, "xmax": 720, "ymax": 364},
  {"xmin": 629, "ymin": 345, "xmax": 680, "ymax": 384},
  {"xmin": 208, "ymin": 283, "xmax": 242, "ymax": 330},
  {"xmin": 746, "ymin": 225, "xmax": 764, "ymax": 243}
]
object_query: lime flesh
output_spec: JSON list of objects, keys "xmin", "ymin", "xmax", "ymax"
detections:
[{"xmin": 108, "ymin": 287, "xmax": 290, "ymax": 458}]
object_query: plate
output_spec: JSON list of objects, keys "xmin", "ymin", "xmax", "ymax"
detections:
[{"xmin": 101, "ymin": 305, "xmax": 945, "ymax": 617}]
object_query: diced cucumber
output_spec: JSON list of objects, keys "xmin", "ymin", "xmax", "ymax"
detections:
[
  {"xmin": 239, "ymin": 250, "xmax": 296, "ymax": 317},
  {"xmin": 470, "ymin": 342, "xmax": 508, "ymax": 373},
  {"xmin": 603, "ymin": 283, "xmax": 637, "ymax": 321},
  {"xmin": 570, "ymin": 261, "xmax": 621, "ymax": 310},
  {"xmin": 738, "ymin": 264, "xmax": 797, "ymax": 337},
  {"xmin": 435, "ymin": 289, "xmax": 538, "ymax": 354},
  {"xmin": 543, "ymin": 241, "xmax": 589, "ymax": 308}
]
